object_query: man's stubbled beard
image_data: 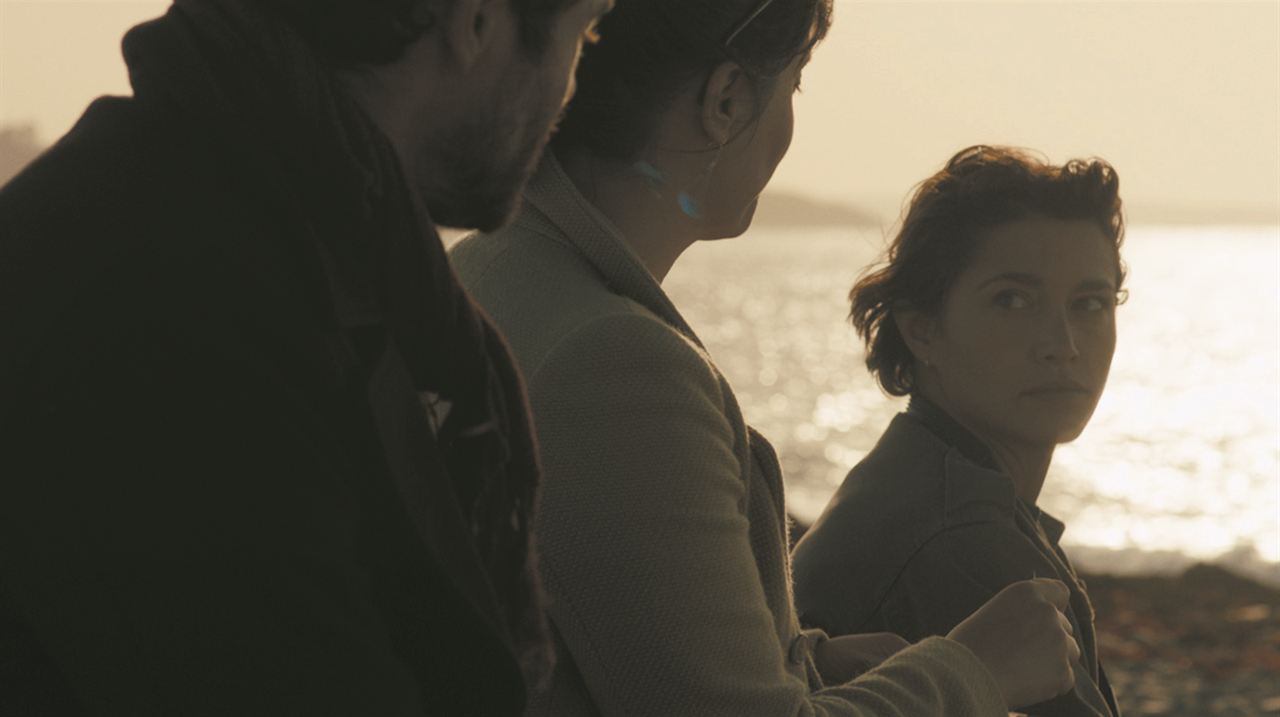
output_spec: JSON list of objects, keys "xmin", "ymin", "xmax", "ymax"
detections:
[{"xmin": 419, "ymin": 74, "xmax": 563, "ymax": 233}]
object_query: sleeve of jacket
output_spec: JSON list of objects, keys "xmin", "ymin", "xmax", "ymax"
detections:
[
  {"xmin": 884, "ymin": 522, "xmax": 1113, "ymax": 716},
  {"xmin": 0, "ymin": 285, "xmax": 430, "ymax": 716},
  {"xmin": 525, "ymin": 312, "xmax": 1007, "ymax": 717}
]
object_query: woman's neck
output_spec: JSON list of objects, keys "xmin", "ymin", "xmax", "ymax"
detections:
[{"xmin": 555, "ymin": 144, "xmax": 706, "ymax": 282}]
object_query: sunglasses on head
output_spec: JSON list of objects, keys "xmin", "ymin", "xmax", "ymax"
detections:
[{"xmin": 722, "ymin": 0, "xmax": 776, "ymax": 48}]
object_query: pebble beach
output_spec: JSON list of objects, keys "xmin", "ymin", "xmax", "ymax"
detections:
[{"xmin": 1085, "ymin": 565, "xmax": 1280, "ymax": 717}]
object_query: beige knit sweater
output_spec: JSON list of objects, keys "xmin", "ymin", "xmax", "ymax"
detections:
[{"xmin": 450, "ymin": 153, "xmax": 1007, "ymax": 716}]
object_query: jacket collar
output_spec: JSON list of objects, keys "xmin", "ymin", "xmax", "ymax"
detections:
[
  {"xmin": 891, "ymin": 410, "xmax": 1068, "ymax": 545},
  {"xmin": 938, "ymin": 438, "xmax": 1068, "ymax": 545},
  {"xmin": 519, "ymin": 152, "xmax": 791, "ymax": 524},
  {"xmin": 1032, "ymin": 503, "xmax": 1067, "ymax": 544},
  {"xmin": 520, "ymin": 151, "xmax": 705, "ymax": 350},
  {"xmin": 936, "ymin": 438, "xmax": 1018, "ymax": 524},
  {"xmin": 907, "ymin": 394, "xmax": 999, "ymax": 471}
]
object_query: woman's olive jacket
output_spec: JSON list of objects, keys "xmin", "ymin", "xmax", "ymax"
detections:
[{"xmin": 792, "ymin": 399, "xmax": 1121, "ymax": 717}]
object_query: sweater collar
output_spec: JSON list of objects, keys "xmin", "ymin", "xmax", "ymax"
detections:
[{"xmin": 520, "ymin": 151, "xmax": 706, "ymax": 350}]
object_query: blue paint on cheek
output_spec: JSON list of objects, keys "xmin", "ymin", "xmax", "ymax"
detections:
[
  {"xmin": 633, "ymin": 160, "xmax": 665, "ymax": 184},
  {"xmin": 633, "ymin": 160, "xmax": 668, "ymax": 200}
]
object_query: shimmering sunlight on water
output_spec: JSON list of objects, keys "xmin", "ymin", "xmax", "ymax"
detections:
[{"xmin": 664, "ymin": 225, "xmax": 1280, "ymax": 584}]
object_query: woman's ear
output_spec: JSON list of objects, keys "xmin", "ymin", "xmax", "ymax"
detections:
[
  {"xmin": 700, "ymin": 61, "xmax": 752, "ymax": 145},
  {"xmin": 893, "ymin": 307, "xmax": 937, "ymax": 367}
]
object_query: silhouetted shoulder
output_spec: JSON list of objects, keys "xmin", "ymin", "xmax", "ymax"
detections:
[
  {"xmin": 1, "ymin": 95, "xmax": 214, "ymax": 240},
  {"xmin": 0, "ymin": 94, "xmax": 268, "ymax": 315},
  {"xmin": 0, "ymin": 95, "xmax": 334, "ymax": 415}
]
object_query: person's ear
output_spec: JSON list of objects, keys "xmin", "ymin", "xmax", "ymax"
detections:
[
  {"xmin": 438, "ymin": 0, "xmax": 506, "ymax": 72},
  {"xmin": 893, "ymin": 307, "xmax": 938, "ymax": 367},
  {"xmin": 700, "ymin": 61, "xmax": 753, "ymax": 146}
]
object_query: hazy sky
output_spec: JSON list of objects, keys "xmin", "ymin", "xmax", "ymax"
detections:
[
  {"xmin": 2, "ymin": 0, "xmax": 1278, "ymax": 223},
  {"xmin": 782, "ymin": 1, "xmax": 1280, "ymax": 222}
]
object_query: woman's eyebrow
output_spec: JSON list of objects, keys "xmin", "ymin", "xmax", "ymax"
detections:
[
  {"xmin": 975, "ymin": 273, "xmax": 1118, "ymax": 293},
  {"xmin": 1076, "ymin": 278, "xmax": 1117, "ymax": 292},
  {"xmin": 976, "ymin": 272, "xmax": 1041, "ymax": 290}
]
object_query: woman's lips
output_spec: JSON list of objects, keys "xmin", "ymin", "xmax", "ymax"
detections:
[{"xmin": 1022, "ymin": 381, "xmax": 1090, "ymax": 396}]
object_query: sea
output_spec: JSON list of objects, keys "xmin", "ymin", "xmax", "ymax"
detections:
[{"xmin": 663, "ymin": 224, "xmax": 1280, "ymax": 585}]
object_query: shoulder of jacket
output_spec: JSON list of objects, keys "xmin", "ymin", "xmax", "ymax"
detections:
[
  {"xmin": 532, "ymin": 310, "xmax": 717, "ymax": 390},
  {"xmin": 454, "ymin": 230, "xmax": 719, "ymax": 392}
]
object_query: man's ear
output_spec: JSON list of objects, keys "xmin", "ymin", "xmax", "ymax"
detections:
[
  {"xmin": 439, "ymin": 0, "xmax": 505, "ymax": 72},
  {"xmin": 700, "ymin": 61, "xmax": 753, "ymax": 146},
  {"xmin": 892, "ymin": 307, "xmax": 937, "ymax": 366}
]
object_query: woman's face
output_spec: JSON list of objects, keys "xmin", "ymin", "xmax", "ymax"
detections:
[
  {"xmin": 922, "ymin": 217, "xmax": 1120, "ymax": 449},
  {"xmin": 704, "ymin": 59, "xmax": 803, "ymax": 237}
]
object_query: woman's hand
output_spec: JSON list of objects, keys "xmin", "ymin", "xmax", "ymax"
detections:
[
  {"xmin": 812, "ymin": 632, "xmax": 911, "ymax": 683},
  {"xmin": 946, "ymin": 578, "xmax": 1080, "ymax": 710}
]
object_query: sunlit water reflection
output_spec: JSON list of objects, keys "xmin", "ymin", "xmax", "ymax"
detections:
[{"xmin": 665, "ymin": 225, "xmax": 1280, "ymax": 584}]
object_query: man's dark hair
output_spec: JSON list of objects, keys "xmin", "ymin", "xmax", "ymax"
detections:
[
  {"xmin": 850, "ymin": 145, "xmax": 1127, "ymax": 397},
  {"xmin": 263, "ymin": 0, "xmax": 579, "ymax": 67},
  {"xmin": 552, "ymin": 0, "xmax": 834, "ymax": 163}
]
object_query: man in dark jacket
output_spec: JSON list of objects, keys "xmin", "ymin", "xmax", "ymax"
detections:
[{"xmin": 0, "ymin": 0, "xmax": 611, "ymax": 714}]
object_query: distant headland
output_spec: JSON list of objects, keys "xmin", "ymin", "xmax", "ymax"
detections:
[{"xmin": 752, "ymin": 191, "xmax": 880, "ymax": 228}]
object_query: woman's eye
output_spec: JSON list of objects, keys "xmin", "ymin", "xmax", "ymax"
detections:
[
  {"xmin": 1073, "ymin": 295, "xmax": 1113, "ymax": 312},
  {"xmin": 994, "ymin": 290, "xmax": 1030, "ymax": 309}
]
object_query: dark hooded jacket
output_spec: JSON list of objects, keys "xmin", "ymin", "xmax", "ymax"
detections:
[{"xmin": 0, "ymin": 1, "xmax": 545, "ymax": 714}]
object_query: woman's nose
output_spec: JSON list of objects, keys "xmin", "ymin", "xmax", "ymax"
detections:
[{"xmin": 1036, "ymin": 311, "xmax": 1080, "ymax": 364}]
